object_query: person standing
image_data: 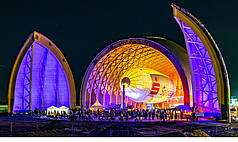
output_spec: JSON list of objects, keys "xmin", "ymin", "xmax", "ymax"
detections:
[
  {"xmin": 152, "ymin": 111, "xmax": 155, "ymax": 120},
  {"xmin": 170, "ymin": 111, "xmax": 173, "ymax": 120},
  {"xmin": 126, "ymin": 111, "xmax": 129, "ymax": 120},
  {"xmin": 156, "ymin": 110, "xmax": 159, "ymax": 120},
  {"xmin": 168, "ymin": 111, "xmax": 171, "ymax": 121},
  {"xmin": 148, "ymin": 110, "xmax": 152, "ymax": 120},
  {"xmin": 144, "ymin": 110, "xmax": 147, "ymax": 120},
  {"xmin": 180, "ymin": 111, "xmax": 183, "ymax": 120},
  {"xmin": 119, "ymin": 111, "xmax": 122, "ymax": 120},
  {"xmin": 139, "ymin": 110, "xmax": 142, "ymax": 120},
  {"xmin": 175, "ymin": 111, "xmax": 177, "ymax": 121},
  {"xmin": 160, "ymin": 111, "xmax": 163, "ymax": 120},
  {"xmin": 164, "ymin": 111, "xmax": 167, "ymax": 120},
  {"xmin": 162, "ymin": 111, "xmax": 165, "ymax": 121},
  {"xmin": 135, "ymin": 110, "xmax": 139, "ymax": 121}
]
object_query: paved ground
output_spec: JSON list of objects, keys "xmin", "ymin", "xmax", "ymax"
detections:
[{"xmin": 0, "ymin": 116, "xmax": 236, "ymax": 137}]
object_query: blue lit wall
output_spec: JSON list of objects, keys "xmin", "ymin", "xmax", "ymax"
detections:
[{"xmin": 13, "ymin": 41, "xmax": 70, "ymax": 113}]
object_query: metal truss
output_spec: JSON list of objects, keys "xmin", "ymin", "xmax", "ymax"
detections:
[
  {"xmin": 55, "ymin": 58, "xmax": 59, "ymax": 107},
  {"xmin": 39, "ymin": 48, "xmax": 48, "ymax": 110},
  {"xmin": 85, "ymin": 44, "xmax": 184, "ymax": 108},
  {"xmin": 180, "ymin": 21, "xmax": 219, "ymax": 113},
  {"xmin": 22, "ymin": 46, "xmax": 32, "ymax": 111},
  {"xmin": 11, "ymin": 32, "xmax": 76, "ymax": 113}
]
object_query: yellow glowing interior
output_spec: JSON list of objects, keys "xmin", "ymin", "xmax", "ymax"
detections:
[
  {"xmin": 120, "ymin": 68, "xmax": 165, "ymax": 92},
  {"xmin": 120, "ymin": 68, "xmax": 176, "ymax": 103},
  {"xmin": 86, "ymin": 44, "xmax": 184, "ymax": 108}
]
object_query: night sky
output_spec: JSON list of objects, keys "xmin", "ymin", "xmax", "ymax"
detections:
[{"xmin": 0, "ymin": 0, "xmax": 237, "ymax": 104}]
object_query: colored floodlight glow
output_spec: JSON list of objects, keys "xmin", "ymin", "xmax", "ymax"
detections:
[
  {"xmin": 13, "ymin": 41, "xmax": 70, "ymax": 113},
  {"xmin": 85, "ymin": 43, "xmax": 185, "ymax": 108},
  {"xmin": 120, "ymin": 68, "xmax": 158, "ymax": 102},
  {"xmin": 120, "ymin": 68, "xmax": 176, "ymax": 103},
  {"xmin": 177, "ymin": 21, "xmax": 219, "ymax": 113}
]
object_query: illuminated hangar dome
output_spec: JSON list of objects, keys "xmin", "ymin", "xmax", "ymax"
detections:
[
  {"xmin": 81, "ymin": 4, "xmax": 230, "ymax": 120},
  {"xmin": 81, "ymin": 38, "xmax": 190, "ymax": 109},
  {"xmin": 8, "ymin": 32, "xmax": 76, "ymax": 113}
]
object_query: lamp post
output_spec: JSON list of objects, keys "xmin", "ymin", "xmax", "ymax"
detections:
[{"xmin": 121, "ymin": 77, "xmax": 130, "ymax": 109}]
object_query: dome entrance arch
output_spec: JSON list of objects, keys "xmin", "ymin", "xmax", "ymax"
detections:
[{"xmin": 80, "ymin": 38, "xmax": 190, "ymax": 109}]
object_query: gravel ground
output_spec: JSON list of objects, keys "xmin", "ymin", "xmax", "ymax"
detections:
[{"xmin": 0, "ymin": 116, "xmax": 235, "ymax": 137}]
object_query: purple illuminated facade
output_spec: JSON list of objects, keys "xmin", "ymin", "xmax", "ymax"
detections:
[
  {"xmin": 172, "ymin": 4, "xmax": 230, "ymax": 120},
  {"xmin": 176, "ymin": 21, "xmax": 219, "ymax": 113},
  {"xmin": 9, "ymin": 32, "xmax": 76, "ymax": 113}
]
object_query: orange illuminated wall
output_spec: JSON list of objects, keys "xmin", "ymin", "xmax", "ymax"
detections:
[{"xmin": 84, "ymin": 40, "xmax": 188, "ymax": 108}]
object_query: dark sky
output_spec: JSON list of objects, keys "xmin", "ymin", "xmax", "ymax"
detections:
[{"xmin": 0, "ymin": 0, "xmax": 237, "ymax": 104}]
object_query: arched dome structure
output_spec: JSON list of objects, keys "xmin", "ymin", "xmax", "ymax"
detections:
[
  {"xmin": 81, "ymin": 4, "xmax": 230, "ymax": 121},
  {"xmin": 80, "ymin": 38, "xmax": 190, "ymax": 109},
  {"xmin": 8, "ymin": 32, "xmax": 76, "ymax": 113},
  {"xmin": 172, "ymin": 4, "xmax": 230, "ymax": 121}
]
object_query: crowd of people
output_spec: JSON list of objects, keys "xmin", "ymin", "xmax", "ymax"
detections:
[
  {"xmin": 65, "ymin": 108, "xmax": 190, "ymax": 121},
  {"xmin": 16, "ymin": 107, "xmax": 193, "ymax": 121},
  {"xmin": 14, "ymin": 107, "xmax": 219, "ymax": 122}
]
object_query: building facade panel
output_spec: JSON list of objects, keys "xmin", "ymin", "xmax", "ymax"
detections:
[{"xmin": 9, "ymin": 32, "xmax": 76, "ymax": 113}]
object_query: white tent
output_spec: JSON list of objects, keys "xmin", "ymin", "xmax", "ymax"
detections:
[
  {"xmin": 47, "ymin": 106, "xmax": 57, "ymax": 115},
  {"xmin": 47, "ymin": 106, "xmax": 70, "ymax": 115},
  {"xmin": 59, "ymin": 106, "xmax": 70, "ymax": 114},
  {"xmin": 90, "ymin": 99, "xmax": 104, "ymax": 109}
]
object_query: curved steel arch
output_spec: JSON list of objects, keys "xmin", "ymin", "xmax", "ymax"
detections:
[
  {"xmin": 80, "ymin": 38, "xmax": 190, "ymax": 109},
  {"xmin": 8, "ymin": 31, "xmax": 76, "ymax": 113},
  {"xmin": 172, "ymin": 4, "xmax": 230, "ymax": 121}
]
